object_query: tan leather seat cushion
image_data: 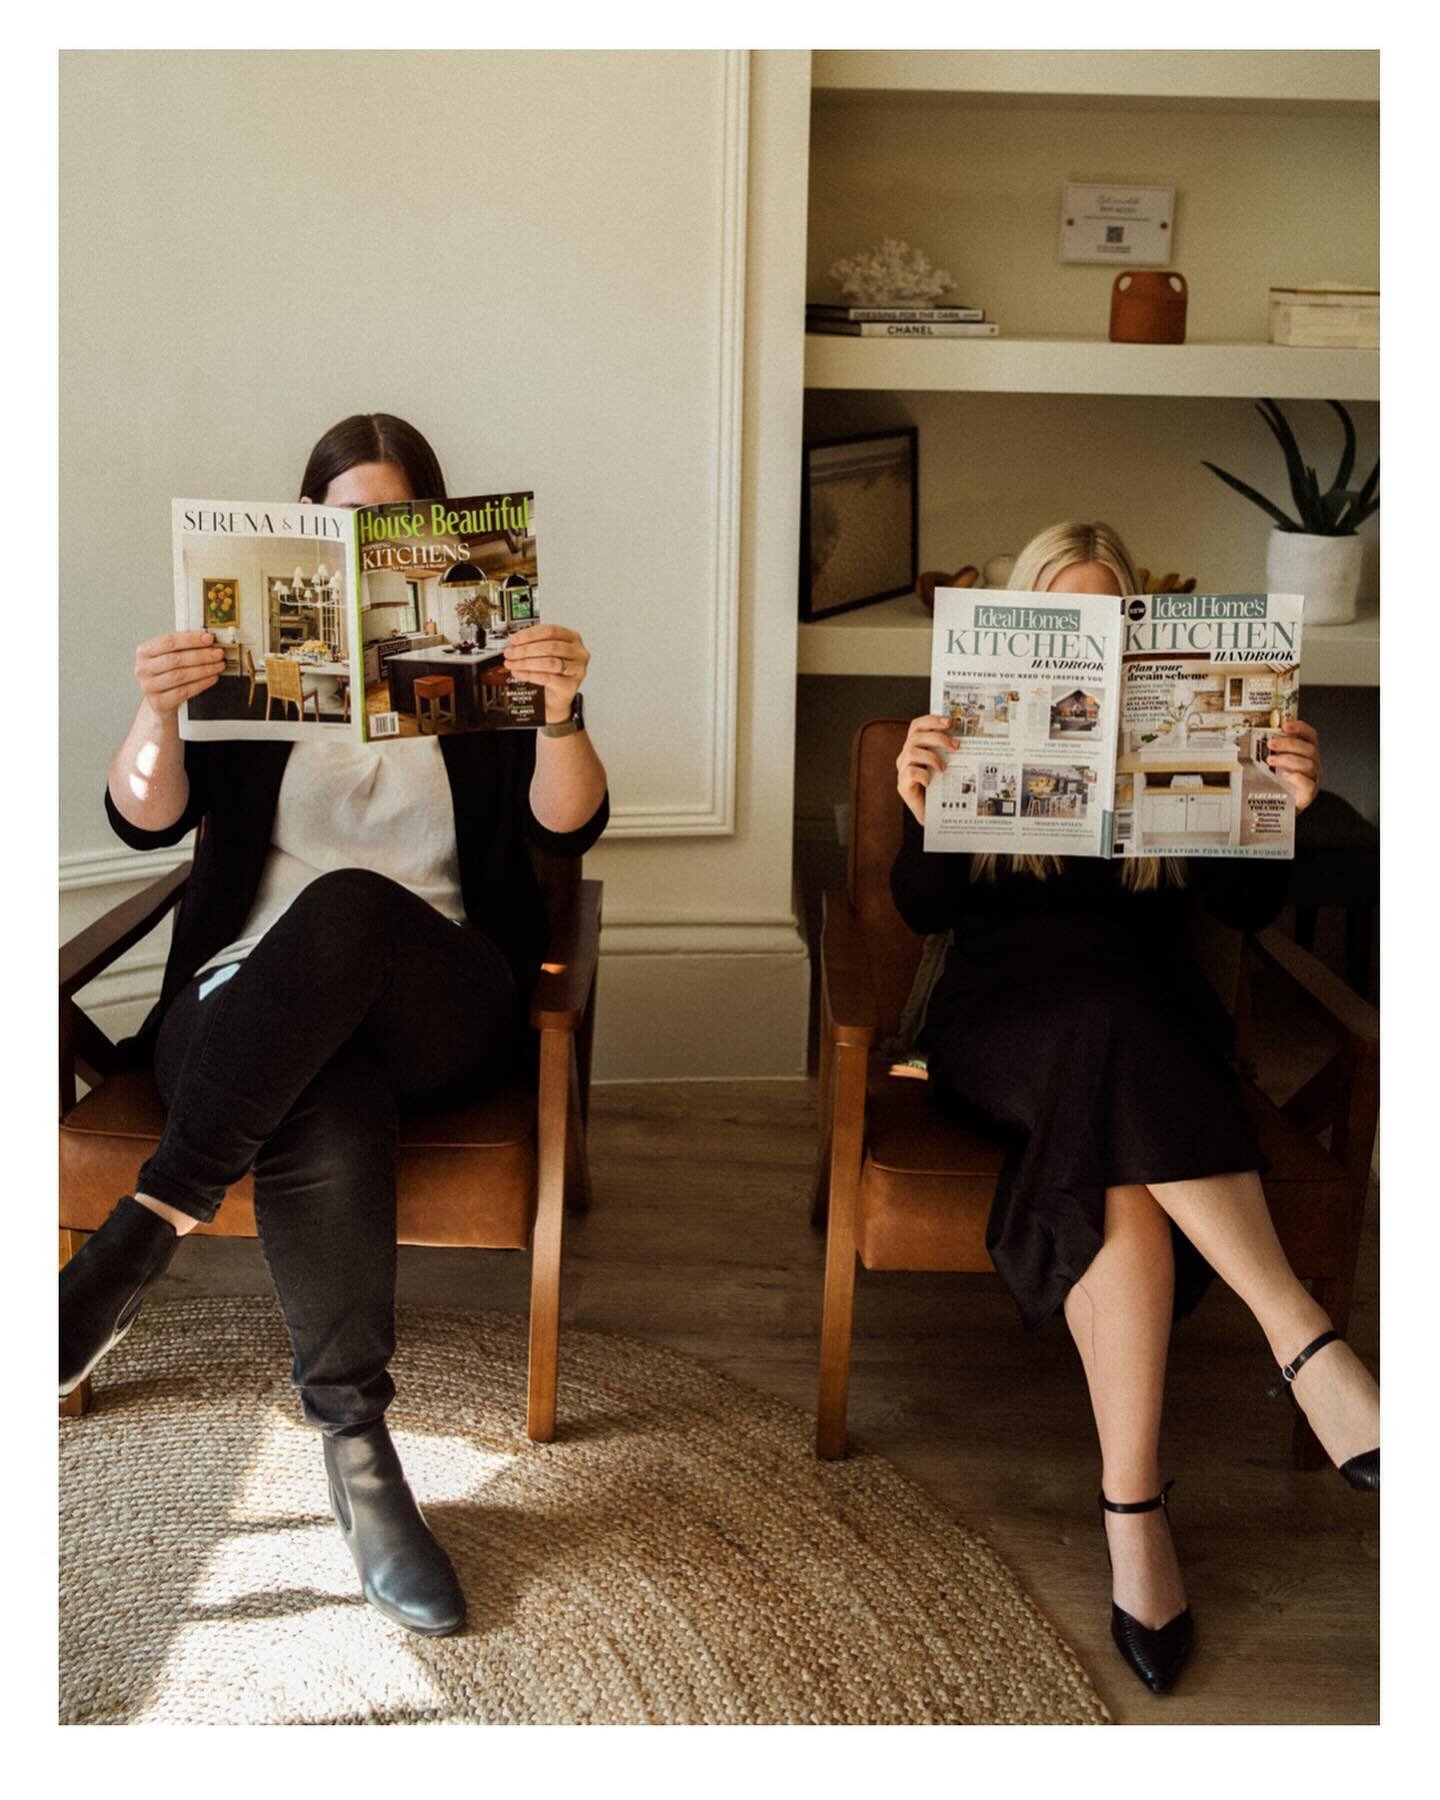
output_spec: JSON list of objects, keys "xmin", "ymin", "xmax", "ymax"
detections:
[
  {"xmin": 60, "ymin": 1073, "xmax": 537, "ymax": 1249},
  {"xmin": 857, "ymin": 1061, "xmax": 1351, "ymax": 1277}
]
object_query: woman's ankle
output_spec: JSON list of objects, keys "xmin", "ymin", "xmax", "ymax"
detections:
[
  {"xmin": 133, "ymin": 1192, "xmax": 201, "ymax": 1237},
  {"xmin": 1261, "ymin": 1300, "xmax": 1334, "ymax": 1368},
  {"xmin": 1100, "ymin": 1467, "xmax": 1164, "ymax": 1505}
]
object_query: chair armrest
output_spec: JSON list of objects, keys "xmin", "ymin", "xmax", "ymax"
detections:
[
  {"xmin": 60, "ymin": 863, "xmax": 191, "ymax": 1000},
  {"xmin": 820, "ymin": 892, "xmax": 878, "ymax": 1048},
  {"xmin": 531, "ymin": 878, "xmax": 602, "ymax": 1033},
  {"xmin": 1249, "ymin": 925, "xmax": 1379, "ymax": 1050}
]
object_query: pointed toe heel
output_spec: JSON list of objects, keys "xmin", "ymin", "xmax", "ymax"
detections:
[
  {"xmin": 1269, "ymin": 1329, "xmax": 1380, "ymax": 1493},
  {"xmin": 1109, "ymin": 1600, "xmax": 1193, "ymax": 1696},
  {"xmin": 1338, "ymin": 1447, "xmax": 1379, "ymax": 1491},
  {"xmin": 1099, "ymin": 1483, "xmax": 1193, "ymax": 1697}
]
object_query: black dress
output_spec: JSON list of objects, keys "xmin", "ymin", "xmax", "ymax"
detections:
[{"xmin": 890, "ymin": 810, "xmax": 1290, "ymax": 1329}]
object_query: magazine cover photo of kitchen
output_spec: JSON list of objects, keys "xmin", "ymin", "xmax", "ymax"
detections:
[
  {"xmin": 1113, "ymin": 658, "xmax": 1300, "ymax": 856},
  {"xmin": 358, "ymin": 491, "xmax": 542, "ymax": 740}
]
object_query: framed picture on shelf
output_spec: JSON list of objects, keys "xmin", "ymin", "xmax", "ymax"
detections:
[{"xmin": 800, "ymin": 427, "xmax": 918, "ymax": 621}]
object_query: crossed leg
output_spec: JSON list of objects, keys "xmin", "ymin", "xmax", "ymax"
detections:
[{"xmin": 1066, "ymin": 1171, "xmax": 1380, "ymax": 1631}]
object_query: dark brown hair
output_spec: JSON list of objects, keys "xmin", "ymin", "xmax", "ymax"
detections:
[{"xmin": 299, "ymin": 413, "xmax": 448, "ymax": 503}]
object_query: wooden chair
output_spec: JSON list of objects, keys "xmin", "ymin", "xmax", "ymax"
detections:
[
  {"xmin": 221, "ymin": 643, "xmax": 257, "ymax": 708},
  {"xmin": 814, "ymin": 720, "xmax": 1380, "ymax": 1466},
  {"xmin": 59, "ymin": 853, "xmax": 602, "ymax": 1442},
  {"xmin": 263, "ymin": 656, "xmax": 320, "ymax": 723}
]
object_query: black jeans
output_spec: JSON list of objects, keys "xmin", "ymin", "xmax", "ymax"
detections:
[{"xmin": 144, "ymin": 868, "xmax": 522, "ymax": 1431}]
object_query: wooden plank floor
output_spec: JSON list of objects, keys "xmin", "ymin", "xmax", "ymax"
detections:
[{"xmin": 148, "ymin": 1060, "xmax": 1380, "ymax": 1727}]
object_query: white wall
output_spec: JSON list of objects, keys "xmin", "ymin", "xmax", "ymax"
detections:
[{"xmin": 60, "ymin": 50, "xmax": 813, "ymax": 1076}]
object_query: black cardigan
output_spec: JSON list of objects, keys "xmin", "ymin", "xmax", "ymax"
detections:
[{"xmin": 105, "ymin": 732, "xmax": 608, "ymax": 1065}]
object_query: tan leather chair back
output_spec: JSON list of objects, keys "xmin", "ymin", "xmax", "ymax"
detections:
[{"xmin": 848, "ymin": 720, "xmax": 925, "ymax": 1038}]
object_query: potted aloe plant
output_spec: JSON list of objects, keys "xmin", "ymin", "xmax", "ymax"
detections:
[{"xmin": 1203, "ymin": 398, "xmax": 1378, "ymax": 624}]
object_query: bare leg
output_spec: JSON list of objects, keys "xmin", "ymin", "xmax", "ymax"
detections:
[
  {"xmin": 1145, "ymin": 1169, "xmax": 1379, "ymax": 1467},
  {"xmin": 1064, "ymin": 1184, "xmax": 1187, "ymax": 1631}
]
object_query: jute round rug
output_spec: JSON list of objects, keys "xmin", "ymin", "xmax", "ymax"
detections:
[{"xmin": 59, "ymin": 1297, "xmax": 1109, "ymax": 1726}]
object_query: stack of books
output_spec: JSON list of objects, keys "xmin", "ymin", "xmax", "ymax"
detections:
[{"xmin": 805, "ymin": 302, "xmax": 998, "ymax": 339}]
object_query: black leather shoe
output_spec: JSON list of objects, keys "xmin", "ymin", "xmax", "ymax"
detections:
[
  {"xmin": 60, "ymin": 1196, "xmax": 181, "ymax": 1396},
  {"xmin": 1099, "ymin": 1483, "xmax": 1193, "ymax": 1697},
  {"xmin": 324, "ymin": 1421, "xmax": 466, "ymax": 1636},
  {"xmin": 1268, "ymin": 1329, "xmax": 1380, "ymax": 1492}
]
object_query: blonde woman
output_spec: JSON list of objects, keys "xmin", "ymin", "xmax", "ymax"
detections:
[{"xmin": 892, "ymin": 522, "xmax": 1379, "ymax": 1697}]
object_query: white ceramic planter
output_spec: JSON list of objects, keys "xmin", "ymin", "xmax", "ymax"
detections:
[{"xmin": 1265, "ymin": 530, "xmax": 1365, "ymax": 626}]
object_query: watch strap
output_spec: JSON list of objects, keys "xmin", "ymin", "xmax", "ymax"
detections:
[{"xmin": 540, "ymin": 693, "xmax": 585, "ymax": 738}]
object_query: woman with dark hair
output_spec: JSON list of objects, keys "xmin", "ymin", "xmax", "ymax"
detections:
[
  {"xmin": 61, "ymin": 414, "xmax": 608, "ymax": 1636},
  {"xmin": 892, "ymin": 521, "xmax": 1378, "ymax": 1697}
]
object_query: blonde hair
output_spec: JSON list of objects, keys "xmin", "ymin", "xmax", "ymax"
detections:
[
  {"xmin": 970, "ymin": 520, "xmax": 1184, "ymax": 894},
  {"xmin": 1007, "ymin": 519, "xmax": 1140, "ymax": 599}
]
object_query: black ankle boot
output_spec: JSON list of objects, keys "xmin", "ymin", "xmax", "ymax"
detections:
[
  {"xmin": 324, "ymin": 1420, "xmax": 466, "ymax": 1636},
  {"xmin": 60, "ymin": 1196, "xmax": 182, "ymax": 1396}
]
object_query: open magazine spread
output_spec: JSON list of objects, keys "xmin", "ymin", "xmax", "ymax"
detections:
[
  {"xmin": 173, "ymin": 492, "xmax": 542, "ymax": 743},
  {"xmin": 924, "ymin": 586, "xmax": 1303, "ymax": 860}
]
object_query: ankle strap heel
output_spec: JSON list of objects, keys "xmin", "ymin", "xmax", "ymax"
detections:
[
  {"xmin": 1267, "ymin": 1329, "xmax": 1381, "ymax": 1492},
  {"xmin": 1099, "ymin": 1479, "xmax": 1175, "ymax": 1515},
  {"xmin": 1096, "ymin": 1479, "xmax": 1192, "ymax": 1695},
  {"xmin": 1267, "ymin": 1328, "xmax": 1341, "ymax": 1400}
]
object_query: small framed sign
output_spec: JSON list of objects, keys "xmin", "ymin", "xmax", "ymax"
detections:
[
  {"xmin": 800, "ymin": 428, "xmax": 918, "ymax": 621},
  {"xmin": 1059, "ymin": 182, "xmax": 1175, "ymax": 266}
]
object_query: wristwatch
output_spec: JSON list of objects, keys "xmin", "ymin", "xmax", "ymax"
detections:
[{"xmin": 539, "ymin": 693, "xmax": 586, "ymax": 738}]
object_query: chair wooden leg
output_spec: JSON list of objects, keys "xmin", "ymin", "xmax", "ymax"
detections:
[
  {"xmin": 564, "ymin": 1048, "xmax": 593, "ymax": 1216},
  {"xmin": 575, "ymin": 974, "xmax": 597, "ymax": 1130},
  {"xmin": 527, "ymin": 1027, "xmax": 570, "ymax": 1444},
  {"xmin": 811, "ymin": 1021, "xmax": 835, "ymax": 1229},
  {"xmin": 817, "ymin": 1043, "xmax": 866, "ymax": 1459},
  {"xmin": 59, "ymin": 1229, "xmax": 92, "ymax": 1419}
]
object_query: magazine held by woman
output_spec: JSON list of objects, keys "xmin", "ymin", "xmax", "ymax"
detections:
[
  {"xmin": 172, "ymin": 491, "xmax": 543, "ymax": 742},
  {"xmin": 923, "ymin": 586, "xmax": 1304, "ymax": 860}
]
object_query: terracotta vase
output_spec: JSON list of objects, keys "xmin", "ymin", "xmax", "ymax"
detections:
[{"xmin": 1109, "ymin": 271, "xmax": 1188, "ymax": 344}]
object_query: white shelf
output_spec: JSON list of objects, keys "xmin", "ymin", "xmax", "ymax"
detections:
[
  {"xmin": 804, "ymin": 335, "xmax": 1379, "ymax": 402},
  {"xmin": 798, "ymin": 590, "xmax": 1379, "ymax": 689},
  {"xmin": 811, "ymin": 50, "xmax": 1378, "ymax": 113}
]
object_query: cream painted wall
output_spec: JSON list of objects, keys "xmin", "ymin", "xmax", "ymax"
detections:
[
  {"xmin": 808, "ymin": 95, "xmax": 1379, "ymax": 335},
  {"xmin": 801, "ymin": 80, "xmax": 1381, "ymax": 829},
  {"xmin": 59, "ymin": 50, "xmax": 813, "ymax": 1076},
  {"xmin": 804, "ymin": 91, "xmax": 1380, "ymax": 591}
]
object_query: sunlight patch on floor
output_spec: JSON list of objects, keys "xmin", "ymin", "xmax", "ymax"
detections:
[{"xmin": 128, "ymin": 1415, "xmax": 515, "ymax": 1725}]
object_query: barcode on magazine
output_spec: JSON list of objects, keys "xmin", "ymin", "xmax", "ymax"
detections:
[{"xmin": 370, "ymin": 713, "xmax": 399, "ymax": 739}]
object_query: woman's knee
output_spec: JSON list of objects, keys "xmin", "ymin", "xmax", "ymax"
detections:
[
  {"xmin": 288, "ymin": 867, "xmax": 409, "ymax": 926},
  {"xmin": 255, "ymin": 1050, "xmax": 398, "ymax": 1186},
  {"xmin": 1104, "ymin": 1183, "xmax": 1172, "ymax": 1242}
]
